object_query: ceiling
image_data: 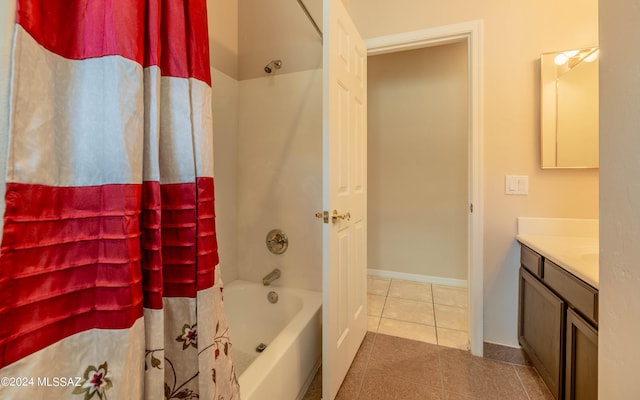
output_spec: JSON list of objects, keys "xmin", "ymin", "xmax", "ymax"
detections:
[{"xmin": 238, "ymin": 0, "xmax": 323, "ymax": 80}]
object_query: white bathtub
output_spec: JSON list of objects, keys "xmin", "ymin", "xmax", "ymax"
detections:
[{"xmin": 224, "ymin": 280, "xmax": 322, "ymax": 400}]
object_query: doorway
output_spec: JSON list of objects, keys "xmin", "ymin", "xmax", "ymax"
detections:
[
  {"xmin": 365, "ymin": 21, "xmax": 484, "ymax": 356},
  {"xmin": 368, "ymin": 41, "xmax": 468, "ymax": 283}
]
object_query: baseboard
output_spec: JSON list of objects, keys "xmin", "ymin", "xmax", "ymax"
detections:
[
  {"xmin": 483, "ymin": 341, "xmax": 531, "ymax": 366},
  {"xmin": 297, "ymin": 358, "xmax": 322, "ymax": 400},
  {"xmin": 367, "ymin": 268, "xmax": 467, "ymax": 288}
]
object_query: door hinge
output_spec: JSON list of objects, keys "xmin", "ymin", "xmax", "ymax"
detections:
[{"xmin": 470, "ymin": 203, "xmax": 473, "ymax": 213}]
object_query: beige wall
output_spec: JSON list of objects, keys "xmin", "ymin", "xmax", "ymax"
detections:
[
  {"xmin": 208, "ymin": 0, "xmax": 240, "ymax": 284},
  {"xmin": 349, "ymin": 0, "xmax": 599, "ymax": 346},
  {"xmin": 208, "ymin": 0, "xmax": 238, "ymax": 79},
  {"xmin": 236, "ymin": 70, "xmax": 323, "ymax": 291},
  {"xmin": 599, "ymin": 0, "xmax": 640, "ymax": 397},
  {"xmin": 211, "ymin": 68, "xmax": 239, "ymax": 284},
  {"xmin": 368, "ymin": 42, "xmax": 468, "ymax": 281}
]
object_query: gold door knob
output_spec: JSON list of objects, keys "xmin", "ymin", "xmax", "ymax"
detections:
[{"xmin": 331, "ymin": 210, "xmax": 351, "ymax": 223}]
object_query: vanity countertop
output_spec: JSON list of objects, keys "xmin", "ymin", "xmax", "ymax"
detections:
[
  {"xmin": 516, "ymin": 234, "xmax": 599, "ymax": 289},
  {"xmin": 516, "ymin": 217, "xmax": 599, "ymax": 289}
]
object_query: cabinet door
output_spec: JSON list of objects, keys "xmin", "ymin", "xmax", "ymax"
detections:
[
  {"xmin": 565, "ymin": 307, "xmax": 598, "ymax": 400},
  {"xmin": 519, "ymin": 267, "xmax": 565, "ymax": 399}
]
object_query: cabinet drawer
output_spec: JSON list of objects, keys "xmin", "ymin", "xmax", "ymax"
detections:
[
  {"xmin": 543, "ymin": 260, "xmax": 598, "ymax": 325},
  {"xmin": 521, "ymin": 245, "xmax": 543, "ymax": 277}
]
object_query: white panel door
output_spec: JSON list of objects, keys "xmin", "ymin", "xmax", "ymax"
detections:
[{"xmin": 321, "ymin": 0, "xmax": 367, "ymax": 399}]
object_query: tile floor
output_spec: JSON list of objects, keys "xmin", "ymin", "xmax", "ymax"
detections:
[
  {"xmin": 303, "ymin": 332, "xmax": 554, "ymax": 400},
  {"xmin": 302, "ymin": 276, "xmax": 553, "ymax": 400},
  {"xmin": 367, "ymin": 276, "xmax": 469, "ymax": 350}
]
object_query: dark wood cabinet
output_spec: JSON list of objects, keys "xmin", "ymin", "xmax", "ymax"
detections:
[
  {"xmin": 521, "ymin": 244, "xmax": 543, "ymax": 277},
  {"xmin": 544, "ymin": 260, "xmax": 598, "ymax": 326},
  {"xmin": 519, "ymin": 267, "xmax": 565, "ymax": 399},
  {"xmin": 565, "ymin": 308, "xmax": 598, "ymax": 400},
  {"xmin": 518, "ymin": 245, "xmax": 598, "ymax": 400}
]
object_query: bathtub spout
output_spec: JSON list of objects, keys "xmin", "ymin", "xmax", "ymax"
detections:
[{"xmin": 262, "ymin": 268, "xmax": 281, "ymax": 286}]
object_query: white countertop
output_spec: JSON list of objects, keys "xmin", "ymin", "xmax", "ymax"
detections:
[
  {"xmin": 516, "ymin": 217, "xmax": 599, "ymax": 289},
  {"xmin": 516, "ymin": 234, "xmax": 599, "ymax": 288}
]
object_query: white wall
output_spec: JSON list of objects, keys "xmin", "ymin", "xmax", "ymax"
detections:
[
  {"xmin": 349, "ymin": 0, "xmax": 599, "ymax": 346},
  {"xmin": 237, "ymin": 70, "xmax": 323, "ymax": 291},
  {"xmin": 368, "ymin": 42, "xmax": 468, "ymax": 281},
  {"xmin": 209, "ymin": 0, "xmax": 239, "ymax": 284},
  {"xmin": 599, "ymin": 0, "xmax": 640, "ymax": 397},
  {"xmin": 211, "ymin": 68, "xmax": 239, "ymax": 284}
]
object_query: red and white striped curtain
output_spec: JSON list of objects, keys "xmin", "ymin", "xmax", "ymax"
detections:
[{"xmin": 0, "ymin": 1, "xmax": 240, "ymax": 399}]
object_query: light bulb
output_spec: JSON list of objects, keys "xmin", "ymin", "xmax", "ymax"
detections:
[
  {"xmin": 564, "ymin": 49, "xmax": 579, "ymax": 58},
  {"xmin": 554, "ymin": 53, "xmax": 569, "ymax": 66}
]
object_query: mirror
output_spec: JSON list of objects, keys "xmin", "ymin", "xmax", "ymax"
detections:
[{"xmin": 541, "ymin": 47, "xmax": 599, "ymax": 168}]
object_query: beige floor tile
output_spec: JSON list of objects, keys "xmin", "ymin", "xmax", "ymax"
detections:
[
  {"xmin": 437, "ymin": 327, "xmax": 468, "ymax": 350},
  {"xmin": 382, "ymin": 296, "xmax": 435, "ymax": 325},
  {"xmin": 367, "ymin": 276, "xmax": 391, "ymax": 296},
  {"xmin": 434, "ymin": 303, "xmax": 468, "ymax": 331},
  {"xmin": 433, "ymin": 285, "xmax": 468, "ymax": 308},
  {"xmin": 367, "ymin": 294, "xmax": 386, "ymax": 317},
  {"xmin": 377, "ymin": 318, "xmax": 438, "ymax": 344},
  {"xmin": 367, "ymin": 315, "xmax": 380, "ymax": 332},
  {"xmin": 388, "ymin": 279, "xmax": 433, "ymax": 303}
]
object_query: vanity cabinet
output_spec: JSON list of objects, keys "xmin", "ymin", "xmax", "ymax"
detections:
[
  {"xmin": 518, "ymin": 245, "xmax": 598, "ymax": 400},
  {"xmin": 565, "ymin": 308, "xmax": 598, "ymax": 400},
  {"xmin": 519, "ymin": 266, "xmax": 565, "ymax": 399}
]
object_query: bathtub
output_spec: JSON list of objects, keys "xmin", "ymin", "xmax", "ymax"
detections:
[{"xmin": 224, "ymin": 280, "xmax": 322, "ymax": 400}]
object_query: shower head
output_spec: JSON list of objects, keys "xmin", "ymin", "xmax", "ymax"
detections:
[{"xmin": 264, "ymin": 59, "xmax": 283, "ymax": 74}]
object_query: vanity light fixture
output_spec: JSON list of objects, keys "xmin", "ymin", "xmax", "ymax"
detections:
[
  {"xmin": 584, "ymin": 49, "xmax": 599, "ymax": 63},
  {"xmin": 553, "ymin": 47, "xmax": 599, "ymax": 67}
]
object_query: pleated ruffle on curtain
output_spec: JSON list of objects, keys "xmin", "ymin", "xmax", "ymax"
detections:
[{"xmin": 0, "ymin": 1, "xmax": 240, "ymax": 399}]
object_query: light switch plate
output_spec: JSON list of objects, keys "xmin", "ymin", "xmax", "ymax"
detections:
[{"xmin": 506, "ymin": 175, "xmax": 529, "ymax": 195}]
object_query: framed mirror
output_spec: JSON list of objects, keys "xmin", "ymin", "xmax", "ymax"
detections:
[{"xmin": 541, "ymin": 47, "xmax": 599, "ymax": 168}]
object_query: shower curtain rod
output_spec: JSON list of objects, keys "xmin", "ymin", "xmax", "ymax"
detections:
[{"xmin": 297, "ymin": 0, "xmax": 323, "ymax": 40}]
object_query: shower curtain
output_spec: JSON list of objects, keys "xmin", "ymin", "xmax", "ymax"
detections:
[{"xmin": 0, "ymin": 1, "xmax": 240, "ymax": 399}]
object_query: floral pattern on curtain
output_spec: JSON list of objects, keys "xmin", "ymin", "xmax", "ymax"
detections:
[{"xmin": 0, "ymin": 1, "xmax": 240, "ymax": 399}]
